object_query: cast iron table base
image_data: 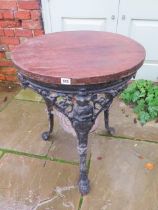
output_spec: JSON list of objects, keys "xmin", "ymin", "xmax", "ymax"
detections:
[{"xmin": 18, "ymin": 72, "xmax": 134, "ymax": 195}]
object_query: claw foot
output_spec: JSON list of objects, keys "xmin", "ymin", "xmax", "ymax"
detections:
[
  {"xmin": 42, "ymin": 131, "xmax": 50, "ymax": 141},
  {"xmin": 79, "ymin": 179, "xmax": 90, "ymax": 195},
  {"xmin": 107, "ymin": 127, "xmax": 115, "ymax": 136}
]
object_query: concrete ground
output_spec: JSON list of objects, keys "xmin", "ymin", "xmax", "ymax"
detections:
[{"xmin": 0, "ymin": 85, "xmax": 158, "ymax": 210}]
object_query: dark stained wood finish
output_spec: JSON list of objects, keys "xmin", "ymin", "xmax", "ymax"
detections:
[{"xmin": 11, "ymin": 31, "xmax": 145, "ymax": 85}]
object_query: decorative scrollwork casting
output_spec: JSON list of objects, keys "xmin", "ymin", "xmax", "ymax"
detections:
[{"xmin": 17, "ymin": 72, "xmax": 132, "ymax": 195}]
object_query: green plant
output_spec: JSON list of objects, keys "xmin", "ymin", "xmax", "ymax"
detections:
[{"xmin": 120, "ymin": 80, "xmax": 158, "ymax": 125}]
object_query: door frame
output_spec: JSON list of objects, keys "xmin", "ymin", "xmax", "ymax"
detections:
[{"xmin": 41, "ymin": 0, "xmax": 52, "ymax": 33}]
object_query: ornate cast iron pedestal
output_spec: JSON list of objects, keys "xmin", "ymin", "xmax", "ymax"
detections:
[{"xmin": 18, "ymin": 72, "xmax": 134, "ymax": 195}]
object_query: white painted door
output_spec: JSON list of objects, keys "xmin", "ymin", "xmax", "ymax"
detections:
[
  {"xmin": 41, "ymin": 0, "xmax": 158, "ymax": 80},
  {"xmin": 42, "ymin": 0, "xmax": 119, "ymax": 33},
  {"xmin": 117, "ymin": 0, "xmax": 158, "ymax": 81}
]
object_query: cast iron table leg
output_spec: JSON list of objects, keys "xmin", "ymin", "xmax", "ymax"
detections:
[
  {"xmin": 71, "ymin": 90, "xmax": 94, "ymax": 195},
  {"xmin": 42, "ymin": 99, "xmax": 54, "ymax": 141},
  {"xmin": 104, "ymin": 109, "xmax": 115, "ymax": 135},
  {"xmin": 76, "ymin": 133, "xmax": 89, "ymax": 195}
]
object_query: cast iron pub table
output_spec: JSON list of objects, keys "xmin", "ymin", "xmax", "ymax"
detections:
[{"xmin": 11, "ymin": 31, "xmax": 145, "ymax": 195}]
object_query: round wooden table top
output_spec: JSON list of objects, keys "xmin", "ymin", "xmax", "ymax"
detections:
[{"xmin": 11, "ymin": 31, "xmax": 145, "ymax": 85}]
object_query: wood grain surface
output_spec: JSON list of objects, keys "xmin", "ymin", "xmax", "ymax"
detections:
[{"xmin": 11, "ymin": 31, "xmax": 145, "ymax": 85}]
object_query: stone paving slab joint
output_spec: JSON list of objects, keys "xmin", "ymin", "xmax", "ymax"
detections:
[
  {"xmin": 98, "ymin": 132, "xmax": 158, "ymax": 145},
  {"xmin": 78, "ymin": 196, "xmax": 83, "ymax": 210},
  {"xmin": 0, "ymin": 147, "xmax": 79, "ymax": 166},
  {"xmin": 0, "ymin": 151, "xmax": 4, "ymax": 159}
]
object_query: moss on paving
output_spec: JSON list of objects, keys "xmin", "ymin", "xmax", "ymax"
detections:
[
  {"xmin": 0, "ymin": 147, "xmax": 79, "ymax": 166},
  {"xmin": 98, "ymin": 132, "xmax": 158, "ymax": 145},
  {"xmin": 87, "ymin": 154, "xmax": 91, "ymax": 174},
  {"xmin": 78, "ymin": 197, "xmax": 83, "ymax": 210},
  {"xmin": 0, "ymin": 151, "xmax": 4, "ymax": 159},
  {"xmin": 14, "ymin": 89, "xmax": 43, "ymax": 103},
  {"xmin": 52, "ymin": 157, "xmax": 78, "ymax": 165}
]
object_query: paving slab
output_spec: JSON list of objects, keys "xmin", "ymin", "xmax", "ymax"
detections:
[
  {"xmin": 0, "ymin": 99, "xmax": 87, "ymax": 161},
  {"xmin": 96, "ymin": 98, "xmax": 158, "ymax": 142},
  {"xmin": 0, "ymin": 100, "xmax": 51, "ymax": 156},
  {"xmin": 0, "ymin": 154, "xmax": 80, "ymax": 210},
  {"xmin": 0, "ymin": 84, "xmax": 20, "ymax": 111},
  {"xmin": 15, "ymin": 89, "xmax": 42, "ymax": 102},
  {"xmin": 81, "ymin": 136, "xmax": 158, "ymax": 210},
  {"xmin": 47, "ymin": 127, "xmax": 80, "ymax": 162}
]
